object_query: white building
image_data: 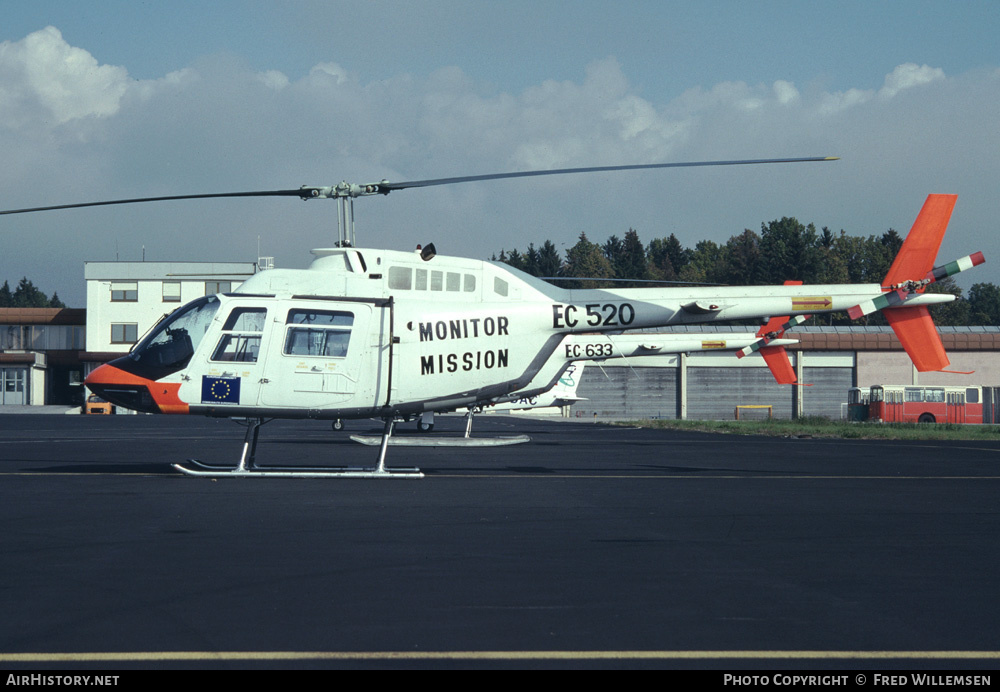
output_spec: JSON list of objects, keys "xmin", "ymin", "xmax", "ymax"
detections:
[{"xmin": 83, "ymin": 260, "xmax": 260, "ymax": 367}]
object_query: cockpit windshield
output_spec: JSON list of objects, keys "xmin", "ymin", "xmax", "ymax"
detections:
[{"xmin": 128, "ymin": 295, "xmax": 220, "ymax": 379}]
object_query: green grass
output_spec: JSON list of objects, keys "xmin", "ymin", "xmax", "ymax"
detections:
[{"xmin": 619, "ymin": 416, "xmax": 1000, "ymax": 440}]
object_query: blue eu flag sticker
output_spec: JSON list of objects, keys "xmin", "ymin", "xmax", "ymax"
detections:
[{"xmin": 202, "ymin": 376, "xmax": 240, "ymax": 404}]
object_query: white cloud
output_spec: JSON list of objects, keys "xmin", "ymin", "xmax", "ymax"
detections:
[
  {"xmin": 0, "ymin": 26, "xmax": 129, "ymax": 128},
  {"xmin": 879, "ymin": 63, "xmax": 946, "ymax": 99}
]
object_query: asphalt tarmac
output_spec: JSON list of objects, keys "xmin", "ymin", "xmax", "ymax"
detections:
[{"xmin": 1, "ymin": 413, "xmax": 998, "ymax": 670}]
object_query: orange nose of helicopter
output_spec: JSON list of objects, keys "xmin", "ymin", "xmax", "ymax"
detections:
[{"xmin": 85, "ymin": 361, "xmax": 188, "ymax": 414}]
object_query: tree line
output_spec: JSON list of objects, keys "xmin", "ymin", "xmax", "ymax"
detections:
[
  {"xmin": 493, "ymin": 218, "xmax": 1000, "ymax": 327},
  {"xmin": 0, "ymin": 278, "xmax": 66, "ymax": 308}
]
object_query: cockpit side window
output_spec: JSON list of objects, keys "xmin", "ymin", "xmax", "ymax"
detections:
[{"xmin": 212, "ymin": 307, "xmax": 266, "ymax": 362}]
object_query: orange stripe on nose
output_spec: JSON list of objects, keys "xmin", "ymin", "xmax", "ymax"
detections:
[{"xmin": 85, "ymin": 363, "xmax": 189, "ymax": 415}]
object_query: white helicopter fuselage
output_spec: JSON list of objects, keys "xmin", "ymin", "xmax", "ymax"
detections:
[{"xmin": 85, "ymin": 245, "xmax": 952, "ymax": 421}]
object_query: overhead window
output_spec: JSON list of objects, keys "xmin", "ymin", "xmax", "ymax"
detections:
[
  {"xmin": 388, "ymin": 266, "xmax": 412, "ymax": 290},
  {"xmin": 283, "ymin": 309, "xmax": 354, "ymax": 358}
]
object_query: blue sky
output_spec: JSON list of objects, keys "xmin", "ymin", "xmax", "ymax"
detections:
[{"xmin": 2, "ymin": 1, "xmax": 999, "ymax": 305}]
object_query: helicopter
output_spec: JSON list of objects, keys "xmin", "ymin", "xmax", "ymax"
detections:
[{"xmin": 0, "ymin": 158, "xmax": 983, "ymax": 478}]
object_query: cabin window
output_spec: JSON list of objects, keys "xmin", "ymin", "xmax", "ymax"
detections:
[
  {"xmin": 212, "ymin": 308, "xmax": 266, "ymax": 363},
  {"xmin": 283, "ymin": 309, "xmax": 354, "ymax": 358},
  {"xmin": 388, "ymin": 266, "xmax": 412, "ymax": 290},
  {"xmin": 430, "ymin": 271, "xmax": 443, "ymax": 291},
  {"xmin": 415, "ymin": 268, "xmax": 428, "ymax": 290},
  {"xmin": 464, "ymin": 274, "xmax": 476, "ymax": 292},
  {"xmin": 446, "ymin": 272, "xmax": 461, "ymax": 292},
  {"xmin": 494, "ymin": 277, "xmax": 508, "ymax": 297}
]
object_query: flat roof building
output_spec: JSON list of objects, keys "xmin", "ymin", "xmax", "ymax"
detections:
[{"xmin": 83, "ymin": 260, "xmax": 258, "ymax": 357}]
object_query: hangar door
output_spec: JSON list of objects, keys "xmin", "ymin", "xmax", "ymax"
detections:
[
  {"xmin": 801, "ymin": 367, "xmax": 854, "ymax": 418},
  {"xmin": 687, "ymin": 367, "xmax": 794, "ymax": 420},
  {"xmin": 574, "ymin": 366, "xmax": 678, "ymax": 420}
]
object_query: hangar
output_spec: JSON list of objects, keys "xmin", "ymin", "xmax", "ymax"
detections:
[{"xmin": 570, "ymin": 326, "xmax": 1000, "ymax": 420}]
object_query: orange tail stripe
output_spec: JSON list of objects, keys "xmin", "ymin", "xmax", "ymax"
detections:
[{"xmin": 883, "ymin": 194, "xmax": 957, "ymax": 287}]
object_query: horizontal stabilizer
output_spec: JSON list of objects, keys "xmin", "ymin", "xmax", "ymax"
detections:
[
  {"xmin": 924, "ymin": 251, "xmax": 985, "ymax": 285},
  {"xmin": 884, "ymin": 305, "xmax": 949, "ymax": 372},
  {"xmin": 847, "ymin": 288, "xmax": 907, "ymax": 320},
  {"xmin": 736, "ymin": 314, "xmax": 809, "ymax": 359}
]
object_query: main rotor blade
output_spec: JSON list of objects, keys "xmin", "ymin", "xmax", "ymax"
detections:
[
  {"xmin": 379, "ymin": 157, "xmax": 840, "ymax": 192},
  {"xmin": 0, "ymin": 189, "xmax": 312, "ymax": 215},
  {"xmin": 0, "ymin": 156, "xmax": 839, "ymax": 214}
]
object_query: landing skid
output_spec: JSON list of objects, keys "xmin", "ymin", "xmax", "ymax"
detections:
[
  {"xmin": 350, "ymin": 434, "xmax": 529, "ymax": 447},
  {"xmin": 172, "ymin": 416, "xmax": 424, "ymax": 479},
  {"xmin": 172, "ymin": 459, "xmax": 423, "ymax": 478}
]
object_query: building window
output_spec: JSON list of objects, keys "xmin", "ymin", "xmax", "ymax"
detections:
[
  {"xmin": 163, "ymin": 282, "xmax": 182, "ymax": 302},
  {"xmin": 111, "ymin": 323, "xmax": 139, "ymax": 344},
  {"xmin": 111, "ymin": 282, "xmax": 138, "ymax": 302},
  {"xmin": 205, "ymin": 281, "xmax": 232, "ymax": 295}
]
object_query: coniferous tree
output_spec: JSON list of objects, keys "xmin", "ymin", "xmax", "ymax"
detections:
[
  {"xmin": 617, "ymin": 229, "xmax": 649, "ymax": 285},
  {"xmin": 12, "ymin": 278, "xmax": 51, "ymax": 308},
  {"xmin": 536, "ymin": 240, "xmax": 563, "ymax": 278},
  {"xmin": 564, "ymin": 233, "xmax": 615, "ymax": 288}
]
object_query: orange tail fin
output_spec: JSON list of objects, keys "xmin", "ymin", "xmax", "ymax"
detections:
[
  {"xmin": 882, "ymin": 194, "xmax": 957, "ymax": 371},
  {"xmin": 883, "ymin": 194, "xmax": 957, "ymax": 287}
]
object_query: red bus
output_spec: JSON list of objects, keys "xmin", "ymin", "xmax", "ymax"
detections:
[{"xmin": 849, "ymin": 384, "xmax": 1000, "ymax": 424}]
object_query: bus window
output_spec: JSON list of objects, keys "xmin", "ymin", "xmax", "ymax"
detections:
[
  {"xmin": 870, "ymin": 386, "xmax": 884, "ymax": 403},
  {"xmin": 926, "ymin": 388, "xmax": 945, "ymax": 403},
  {"xmin": 967, "ymin": 388, "xmax": 980, "ymax": 404},
  {"xmin": 905, "ymin": 388, "xmax": 923, "ymax": 403}
]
